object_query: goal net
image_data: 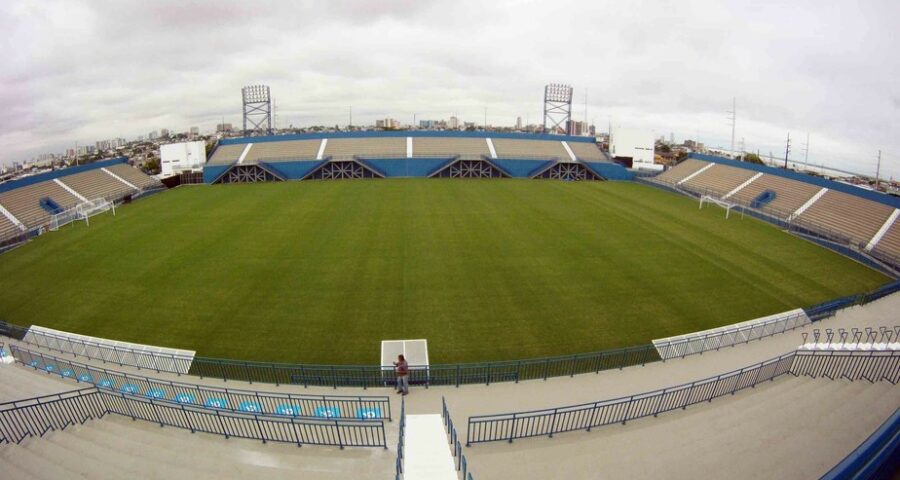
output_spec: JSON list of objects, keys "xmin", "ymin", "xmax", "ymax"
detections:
[
  {"xmin": 50, "ymin": 198, "xmax": 115, "ymax": 231},
  {"xmin": 699, "ymin": 195, "xmax": 739, "ymax": 219}
]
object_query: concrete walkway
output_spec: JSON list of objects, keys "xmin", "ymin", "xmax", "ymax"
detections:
[{"xmin": 403, "ymin": 415, "xmax": 457, "ymax": 480}]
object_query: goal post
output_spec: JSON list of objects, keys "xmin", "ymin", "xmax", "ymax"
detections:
[
  {"xmin": 699, "ymin": 195, "xmax": 739, "ymax": 219},
  {"xmin": 50, "ymin": 198, "xmax": 115, "ymax": 230}
]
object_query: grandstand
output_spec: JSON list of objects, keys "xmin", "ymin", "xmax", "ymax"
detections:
[
  {"xmin": 0, "ymin": 158, "xmax": 162, "ymax": 249},
  {"xmin": 795, "ymin": 190, "xmax": 895, "ymax": 248},
  {"xmin": 680, "ymin": 163, "xmax": 758, "ymax": 197},
  {"xmin": 726, "ymin": 173, "xmax": 821, "ymax": 216},
  {"xmin": 324, "ymin": 137, "xmax": 407, "ymax": 158},
  {"xmin": 491, "ymin": 138, "xmax": 568, "ymax": 159},
  {"xmin": 245, "ymin": 139, "xmax": 322, "ymax": 162},
  {"xmin": 648, "ymin": 154, "xmax": 900, "ymax": 269},
  {"xmin": 412, "ymin": 137, "xmax": 490, "ymax": 158}
]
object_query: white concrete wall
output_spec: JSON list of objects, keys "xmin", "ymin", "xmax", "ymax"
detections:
[
  {"xmin": 160, "ymin": 141, "xmax": 206, "ymax": 176},
  {"xmin": 610, "ymin": 128, "xmax": 655, "ymax": 167}
]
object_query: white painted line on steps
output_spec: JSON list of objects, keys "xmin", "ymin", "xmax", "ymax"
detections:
[
  {"xmin": 866, "ymin": 208, "xmax": 899, "ymax": 251},
  {"xmin": 789, "ymin": 187, "xmax": 828, "ymax": 221},
  {"xmin": 485, "ymin": 138, "xmax": 497, "ymax": 159},
  {"xmin": 407, "ymin": 137, "xmax": 413, "ymax": 158},
  {"xmin": 316, "ymin": 138, "xmax": 328, "ymax": 160},
  {"xmin": 404, "ymin": 414, "xmax": 458, "ymax": 480},
  {"xmin": 101, "ymin": 167, "xmax": 139, "ymax": 191},
  {"xmin": 560, "ymin": 141, "xmax": 577, "ymax": 162},
  {"xmin": 237, "ymin": 143, "xmax": 253, "ymax": 164},
  {"xmin": 677, "ymin": 162, "xmax": 714, "ymax": 185},
  {"xmin": 724, "ymin": 172, "xmax": 763, "ymax": 199},
  {"xmin": 54, "ymin": 178, "xmax": 88, "ymax": 202}
]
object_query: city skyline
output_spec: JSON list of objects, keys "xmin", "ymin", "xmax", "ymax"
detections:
[{"xmin": 2, "ymin": 0, "xmax": 898, "ymax": 177}]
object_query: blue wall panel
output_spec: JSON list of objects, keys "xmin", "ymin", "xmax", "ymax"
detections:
[
  {"xmin": 202, "ymin": 165, "xmax": 232, "ymax": 183},
  {"xmin": 689, "ymin": 153, "xmax": 900, "ymax": 209},
  {"xmin": 357, "ymin": 158, "xmax": 453, "ymax": 177},
  {"xmin": 584, "ymin": 162, "xmax": 634, "ymax": 180},
  {"xmin": 0, "ymin": 157, "xmax": 129, "ymax": 194},
  {"xmin": 491, "ymin": 159, "xmax": 555, "ymax": 178},
  {"xmin": 259, "ymin": 161, "xmax": 327, "ymax": 180}
]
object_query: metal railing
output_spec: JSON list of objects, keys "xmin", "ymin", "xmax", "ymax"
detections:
[
  {"xmin": 466, "ymin": 352, "xmax": 797, "ymax": 445},
  {"xmin": 0, "ymin": 388, "xmax": 106, "ymax": 444},
  {"xmin": 443, "ymin": 397, "xmax": 476, "ymax": 480},
  {"xmin": 1, "ymin": 280, "xmax": 896, "ymax": 390},
  {"xmin": 653, "ymin": 310, "xmax": 809, "ymax": 359},
  {"xmin": 11, "ymin": 345, "xmax": 391, "ymax": 421},
  {"xmin": 99, "ymin": 389, "xmax": 387, "ymax": 448},
  {"xmin": 800, "ymin": 326, "xmax": 899, "ymax": 349},
  {"xmin": 0, "ymin": 322, "xmax": 194, "ymax": 375},
  {"xmin": 465, "ymin": 348, "xmax": 900, "ymax": 445},
  {"xmin": 0, "ymin": 386, "xmax": 388, "ymax": 448},
  {"xmin": 791, "ymin": 349, "xmax": 899, "ymax": 384},
  {"xmin": 395, "ymin": 398, "xmax": 406, "ymax": 480},
  {"xmin": 186, "ymin": 344, "xmax": 660, "ymax": 388}
]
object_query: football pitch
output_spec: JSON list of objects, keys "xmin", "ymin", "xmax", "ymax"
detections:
[{"xmin": 0, "ymin": 180, "xmax": 888, "ymax": 364}]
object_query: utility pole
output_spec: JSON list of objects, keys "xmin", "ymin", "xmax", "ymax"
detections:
[
  {"xmin": 803, "ymin": 132, "xmax": 810, "ymax": 165},
  {"xmin": 484, "ymin": 106, "xmax": 487, "ymax": 131},
  {"xmin": 783, "ymin": 133, "xmax": 791, "ymax": 169},
  {"xmin": 349, "ymin": 106, "xmax": 353, "ymax": 128},
  {"xmin": 728, "ymin": 97, "xmax": 736, "ymax": 158},
  {"xmin": 875, "ymin": 150, "xmax": 882, "ymax": 192}
]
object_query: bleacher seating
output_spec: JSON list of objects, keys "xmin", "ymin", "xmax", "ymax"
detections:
[
  {"xmin": 207, "ymin": 144, "xmax": 247, "ymax": 165},
  {"xmin": 796, "ymin": 190, "xmax": 895, "ymax": 247},
  {"xmin": 0, "ymin": 215, "xmax": 23, "ymax": 243},
  {"xmin": 681, "ymin": 163, "xmax": 758, "ymax": 197},
  {"xmin": 652, "ymin": 158, "xmax": 709, "ymax": 184},
  {"xmin": 59, "ymin": 169, "xmax": 135, "ymax": 202},
  {"xmin": 244, "ymin": 140, "xmax": 321, "ymax": 162},
  {"xmin": 728, "ymin": 174, "xmax": 820, "ymax": 218},
  {"xmin": 567, "ymin": 141, "xmax": 604, "ymax": 161},
  {"xmin": 0, "ymin": 182, "xmax": 80, "ymax": 230},
  {"xmin": 324, "ymin": 138, "xmax": 406, "ymax": 158},
  {"xmin": 105, "ymin": 164, "xmax": 163, "ymax": 190},
  {"xmin": 491, "ymin": 138, "xmax": 568, "ymax": 159},
  {"xmin": 872, "ymin": 220, "xmax": 900, "ymax": 259},
  {"xmin": 413, "ymin": 137, "xmax": 490, "ymax": 157}
]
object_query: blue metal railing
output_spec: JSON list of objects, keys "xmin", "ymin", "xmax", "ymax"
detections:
[
  {"xmin": 0, "ymin": 386, "xmax": 388, "ymax": 448},
  {"xmin": 11, "ymin": 345, "xmax": 391, "ymax": 421},
  {"xmin": 0, "ymin": 388, "xmax": 105, "ymax": 444},
  {"xmin": 395, "ymin": 398, "xmax": 406, "ymax": 480},
  {"xmin": 791, "ymin": 349, "xmax": 899, "ymax": 384},
  {"xmin": 443, "ymin": 397, "xmax": 476, "ymax": 480},
  {"xmin": 466, "ymin": 352, "xmax": 797, "ymax": 445},
  {"xmin": 466, "ymin": 349, "xmax": 900, "ymax": 445}
]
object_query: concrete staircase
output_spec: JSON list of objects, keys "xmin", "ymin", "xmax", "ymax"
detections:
[{"xmin": 463, "ymin": 376, "xmax": 900, "ymax": 480}]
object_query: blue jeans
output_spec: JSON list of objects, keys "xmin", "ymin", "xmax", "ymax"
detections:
[{"xmin": 397, "ymin": 375, "xmax": 409, "ymax": 393}]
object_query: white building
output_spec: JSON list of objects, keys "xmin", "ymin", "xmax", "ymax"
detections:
[
  {"xmin": 609, "ymin": 128, "xmax": 661, "ymax": 171},
  {"xmin": 160, "ymin": 141, "xmax": 206, "ymax": 176}
]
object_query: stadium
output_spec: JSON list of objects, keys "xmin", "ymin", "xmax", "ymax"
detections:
[{"xmin": 0, "ymin": 128, "xmax": 898, "ymax": 479}]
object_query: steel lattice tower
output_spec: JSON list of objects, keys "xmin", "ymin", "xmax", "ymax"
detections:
[
  {"xmin": 242, "ymin": 85, "xmax": 272, "ymax": 135},
  {"xmin": 543, "ymin": 84, "xmax": 573, "ymax": 135}
]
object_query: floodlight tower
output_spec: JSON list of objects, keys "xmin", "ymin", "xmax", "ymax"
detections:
[
  {"xmin": 242, "ymin": 85, "xmax": 272, "ymax": 135},
  {"xmin": 543, "ymin": 84, "xmax": 573, "ymax": 135}
]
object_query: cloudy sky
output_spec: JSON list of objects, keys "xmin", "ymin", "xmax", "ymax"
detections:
[{"xmin": 2, "ymin": 0, "xmax": 898, "ymax": 177}]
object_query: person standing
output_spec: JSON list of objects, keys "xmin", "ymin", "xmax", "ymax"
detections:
[{"xmin": 394, "ymin": 354, "xmax": 409, "ymax": 395}]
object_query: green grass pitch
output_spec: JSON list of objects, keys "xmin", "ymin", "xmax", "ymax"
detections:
[{"xmin": 0, "ymin": 180, "xmax": 888, "ymax": 364}]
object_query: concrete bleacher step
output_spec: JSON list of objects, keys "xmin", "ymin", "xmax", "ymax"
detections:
[
  {"xmin": 0, "ymin": 441, "xmax": 90, "ymax": 480},
  {"xmin": 82, "ymin": 418, "xmax": 236, "ymax": 475},
  {"xmin": 41, "ymin": 424, "xmax": 221, "ymax": 480},
  {"xmin": 26, "ymin": 426, "xmax": 143, "ymax": 480}
]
